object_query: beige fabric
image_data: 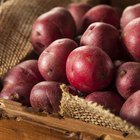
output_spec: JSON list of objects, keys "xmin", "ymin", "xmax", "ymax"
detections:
[
  {"xmin": 60, "ymin": 84, "xmax": 140, "ymax": 136},
  {"xmin": 0, "ymin": 0, "xmax": 72, "ymax": 79}
]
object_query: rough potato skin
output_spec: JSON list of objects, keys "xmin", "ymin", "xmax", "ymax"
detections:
[
  {"xmin": 66, "ymin": 46, "xmax": 114, "ymax": 93},
  {"xmin": 120, "ymin": 90, "xmax": 140, "ymax": 127},
  {"xmin": 30, "ymin": 81, "xmax": 62, "ymax": 113},
  {"xmin": 122, "ymin": 18, "xmax": 140, "ymax": 61},
  {"xmin": 116, "ymin": 62, "xmax": 140, "ymax": 99},
  {"xmin": 38, "ymin": 38, "xmax": 78, "ymax": 83},
  {"xmin": 0, "ymin": 60, "xmax": 44, "ymax": 106}
]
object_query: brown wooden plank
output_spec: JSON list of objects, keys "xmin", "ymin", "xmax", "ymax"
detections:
[{"xmin": 0, "ymin": 99, "xmax": 139, "ymax": 140}]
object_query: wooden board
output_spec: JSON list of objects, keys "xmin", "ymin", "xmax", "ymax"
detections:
[{"xmin": 0, "ymin": 98, "xmax": 140, "ymax": 140}]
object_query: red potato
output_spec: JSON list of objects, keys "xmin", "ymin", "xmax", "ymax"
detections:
[
  {"xmin": 38, "ymin": 38, "xmax": 78, "ymax": 83},
  {"xmin": 31, "ymin": 20, "xmax": 63, "ymax": 54},
  {"xmin": 66, "ymin": 46, "xmax": 114, "ymax": 93},
  {"xmin": 82, "ymin": 4, "xmax": 120, "ymax": 31},
  {"xmin": 80, "ymin": 22, "xmax": 122, "ymax": 60},
  {"xmin": 30, "ymin": 81, "xmax": 62, "ymax": 113},
  {"xmin": 116, "ymin": 62, "xmax": 140, "ymax": 99},
  {"xmin": 120, "ymin": 90, "xmax": 140, "ymax": 127},
  {"xmin": 31, "ymin": 7, "xmax": 76, "ymax": 54},
  {"xmin": 121, "ymin": 3, "xmax": 140, "ymax": 29},
  {"xmin": 122, "ymin": 17, "xmax": 140, "ymax": 61},
  {"xmin": 0, "ymin": 60, "xmax": 44, "ymax": 106},
  {"xmin": 85, "ymin": 91, "xmax": 125, "ymax": 115},
  {"xmin": 38, "ymin": 7, "xmax": 76, "ymax": 38},
  {"xmin": 67, "ymin": 2, "xmax": 91, "ymax": 35}
]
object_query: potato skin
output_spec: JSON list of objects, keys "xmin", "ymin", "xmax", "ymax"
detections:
[
  {"xmin": 121, "ymin": 4, "xmax": 140, "ymax": 29},
  {"xmin": 85, "ymin": 91, "xmax": 125, "ymax": 115},
  {"xmin": 115, "ymin": 62, "xmax": 140, "ymax": 99},
  {"xmin": 30, "ymin": 81, "xmax": 62, "ymax": 113},
  {"xmin": 66, "ymin": 46, "xmax": 114, "ymax": 93},
  {"xmin": 0, "ymin": 60, "xmax": 44, "ymax": 106},
  {"xmin": 82, "ymin": 4, "xmax": 120, "ymax": 31},
  {"xmin": 31, "ymin": 7, "xmax": 76, "ymax": 54},
  {"xmin": 67, "ymin": 2, "xmax": 91, "ymax": 35},
  {"xmin": 31, "ymin": 20, "xmax": 63, "ymax": 54},
  {"xmin": 38, "ymin": 38, "xmax": 78, "ymax": 83},
  {"xmin": 120, "ymin": 90, "xmax": 140, "ymax": 127},
  {"xmin": 80, "ymin": 22, "xmax": 121, "ymax": 60},
  {"xmin": 122, "ymin": 18, "xmax": 140, "ymax": 61}
]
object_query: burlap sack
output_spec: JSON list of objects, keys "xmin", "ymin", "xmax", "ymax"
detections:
[{"xmin": 0, "ymin": 0, "xmax": 140, "ymax": 137}]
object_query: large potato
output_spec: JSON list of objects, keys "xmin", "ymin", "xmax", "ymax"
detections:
[
  {"xmin": 38, "ymin": 38, "xmax": 78, "ymax": 83},
  {"xmin": 66, "ymin": 46, "xmax": 114, "ymax": 93},
  {"xmin": 0, "ymin": 60, "xmax": 44, "ymax": 106}
]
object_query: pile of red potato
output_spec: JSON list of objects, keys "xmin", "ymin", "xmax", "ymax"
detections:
[{"xmin": 1, "ymin": 2, "xmax": 140, "ymax": 128}]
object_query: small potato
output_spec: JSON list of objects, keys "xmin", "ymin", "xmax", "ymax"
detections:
[
  {"xmin": 38, "ymin": 38, "xmax": 78, "ymax": 83},
  {"xmin": 116, "ymin": 62, "xmax": 140, "ymax": 99},
  {"xmin": 30, "ymin": 81, "xmax": 62, "ymax": 113},
  {"xmin": 85, "ymin": 91, "xmax": 125, "ymax": 115},
  {"xmin": 0, "ymin": 60, "xmax": 44, "ymax": 106}
]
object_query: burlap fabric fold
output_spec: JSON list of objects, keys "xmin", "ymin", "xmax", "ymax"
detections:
[{"xmin": 0, "ymin": 0, "xmax": 140, "ymax": 137}]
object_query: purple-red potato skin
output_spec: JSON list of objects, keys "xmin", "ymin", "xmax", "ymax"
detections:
[
  {"xmin": 31, "ymin": 20, "xmax": 63, "ymax": 54},
  {"xmin": 68, "ymin": 2, "xmax": 91, "ymax": 35},
  {"xmin": 0, "ymin": 60, "xmax": 44, "ymax": 106},
  {"xmin": 80, "ymin": 22, "xmax": 121, "ymax": 60},
  {"xmin": 66, "ymin": 46, "xmax": 114, "ymax": 93},
  {"xmin": 85, "ymin": 91, "xmax": 125, "ymax": 115},
  {"xmin": 82, "ymin": 5, "xmax": 120, "ymax": 31},
  {"xmin": 30, "ymin": 81, "xmax": 62, "ymax": 113},
  {"xmin": 120, "ymin": 90, "xmax": 140, "ymax": 127},
  {"xmin": 121, "ymin": 4, "xmax": 140, "ymax": 29},
  {"xmin": 31, "ymin": 7, "xmax": 76, "ymax": 54},
  {"xmin": 37, "ymin": 7, "xmax": 76, "ymax": 38},
  {"xmin": 122, "ymin": 18, "xmax": 140, "ymax": 61},
  {"xmin": 38, "ymin": 38, "xmax": 78, "ymax": 83},
  {"xmin": 116, "ymin": 62, "xmax": 140, "ymax": 99}
]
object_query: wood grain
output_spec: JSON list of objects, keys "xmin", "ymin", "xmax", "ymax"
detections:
[{"xmin": 0, "ymin": 98, "xmax": 139, "ymax": 140}]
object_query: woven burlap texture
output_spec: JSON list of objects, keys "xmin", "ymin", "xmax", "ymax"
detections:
[
  {"xmin": 0, "ymin": 0, "xmax": 73, "ymax": 79},
  {"xmin": 60, "ymin": 84, "xmax": 140, "ymax": 136}
]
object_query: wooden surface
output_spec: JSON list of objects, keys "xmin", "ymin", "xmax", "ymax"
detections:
[{"xmin": 0, "ymin": 99, "xmax": 140, "ymax": 140}]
